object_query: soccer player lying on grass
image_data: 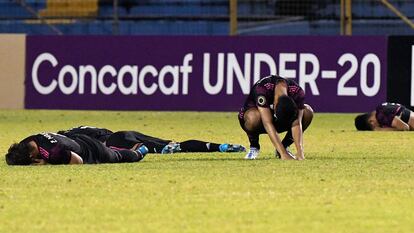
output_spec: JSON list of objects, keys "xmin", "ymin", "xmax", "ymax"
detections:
[
  {"xmin": 354, "ymin": 102, "xmax": 414, "ymax": 131},
  {"xmin": 238, "ymin": 75, "xmax": 314, "ymax": 160},
  {"xmin": 58, "ymin": 126, "xmax": 246, "ymax": 154},
  {"xmin": 5, "ymin": 132, "xmax": 148, "ymax": 165}
]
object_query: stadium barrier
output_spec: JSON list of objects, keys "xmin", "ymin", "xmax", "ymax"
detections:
[
  {"xmin": 2, "ymin": 35, "xmax": 413, "ymax": 112},
  {"xmin": 0, "ymin": 34, "xmax": 25, "ymax": 109},
  {"xmin": 24, "ymin": 36, "xmax": 387, "ymax": 112}
]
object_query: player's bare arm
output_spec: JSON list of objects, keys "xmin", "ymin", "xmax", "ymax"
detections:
[
  {"xmin": 69, "ymin": 151, "xmax": 84, "ymax": 164},
  {"xmin": 257, "ymin": 106, "xmax": 293, "ymax": 160},
  {"xmin": 291, "ymin": 109, "xmax": 304, "ymax": 160},
  {"xmin": 391, "ymin": 117, "xmax": 410, "ymax": 131},
  {"xmin": 371, "ymin": 116, "xmax": 408, "ymax": 131}
]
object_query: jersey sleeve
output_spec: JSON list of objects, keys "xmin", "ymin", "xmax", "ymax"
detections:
[
  {"xmin": 35, "ymin": 133, "xmax": 79, "ymax": 165},
  {"xmin": 49, "ymin": 148, "xmax": 72, "ymax": 164},
  {"xmin": 253, "ymin": 86, "xmax": 272, "ymax": 108},
  {"xmin": 38, "ymin": 145, "xmax": 72, "ymax": 164},
  {"xmin": 288, "ymin": 86, "xmax": 305, "ymax": 109}
]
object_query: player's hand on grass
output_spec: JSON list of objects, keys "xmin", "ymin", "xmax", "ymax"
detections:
[
  {"xmin": 276, "ymin": 150, "xmax": 296, "ymax": 160},
  {"xmin": 295, "ymin": 155, "xmax": 305, "ymax": 160},
  {"xmin": 281, "ymin": 152, "xmax": 296, "ymax": 160},
  {"xmin": 295, "ymin": 151, "xmax": 305, "ymax": 160},
  {"xmin": 275, "ymin": 149, "xmax": 296, "ymax": 160}
]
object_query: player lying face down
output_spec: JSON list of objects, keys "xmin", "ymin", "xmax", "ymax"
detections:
[
  {"xmin": 58, "ymin": 126, "xmax": 246, "ymax": 154},
  {"xmin": 5, "ymin": 132, "xmax": 148, "ymax": 166},
  {"xmin": 355, "ymin": 102, "xmax": 414, "ymax": 131},
  {"xmin": 238, "ymin": 75, "xmax": 314, "ymax": 160}
]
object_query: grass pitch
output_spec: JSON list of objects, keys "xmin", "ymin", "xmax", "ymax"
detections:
[{"xmin": 0, "ymin": 110, "xmax": 413, "ymax": 233}]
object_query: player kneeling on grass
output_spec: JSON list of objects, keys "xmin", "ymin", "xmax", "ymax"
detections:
[
  {"xmin": 238, "ymin": 75, "xmax": 314, "ymax": 160},
  {"xmin": 58, "ymin": 126, "xmax": 246, "ymax": 154},
  {"xmin": 355, "ymin": 102, "xmax": 414, "ymax": 131},
  {"xmin": 5, "ymin": 132, "xmax": 148, "ymax": 165}
]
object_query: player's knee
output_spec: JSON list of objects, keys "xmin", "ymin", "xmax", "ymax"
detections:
[
  {"xmin": 301, "ymin": 104, "xmax": 314, "ymax": 131},
  {"xmin": 244, "ymin": 110, "xmax": 261, "ymax": 132},
  {"xmin": 303, "ymin": 104, "xmax": 314, "ymax": 121}
]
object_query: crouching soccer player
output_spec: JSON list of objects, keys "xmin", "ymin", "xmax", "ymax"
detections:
[
  {"xmin": 58, "ymin": 126, "xmax": 246, "ymax": 154},
  {"xmin": 5, "ymin": 132, "xmax": 148, "ymax": 165},
  {"xmin": 355, "ymin": 102, "xmax": 414, "ymax": 131},
  {"xmin": 238, "ymin": 75, "xmax": 314, "ymax": 160}
]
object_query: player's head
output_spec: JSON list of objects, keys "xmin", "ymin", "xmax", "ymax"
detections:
[
  {"xmin": 354, "ymin": 113, "xmax": 373, "ymax": 131},
  {"xmin": 275, "ymin": 95, "xmax": 298, "ymax": 126},
  {"xmin": 5, "ymin": 143, "xmax": 33, "ymax": 165}
]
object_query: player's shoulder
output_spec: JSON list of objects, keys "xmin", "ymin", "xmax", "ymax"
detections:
[
  {"xmin": 271, "ymin": 76, "xmax": 302, "ymax": 91},
  {"xmin": 379, "ymin": 102, "xmax": 401, "ymax": 107},
  {"xmin": 377, "ymin": 102, "xmax": 402, "ymax": 111}
]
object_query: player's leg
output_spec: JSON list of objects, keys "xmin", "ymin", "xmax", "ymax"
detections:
[
  {"xmin": 239, "ymin": 108, "xmax": 264, "ymax": 159},
  {"xmin": 281, "ymin": 104, "xmax": 314, "ymax": 148},
  {"xmin": 178, "ymin": 140, "xmax": 245, "ymax": 153},
  {"xmin": 127, "ymin": 131, "xmax": 180, "ymax": 154},
  {"xmin": 73, "ymin": 134, "xmax": 148, "ymax": 164},
  {"xmin": 108, "ymin": 146, "xmax": 148, "ymax": 163},
  {"xmin": 403, "ymin": 109, "xmax": 414, "ymax": 130},
  {"xmin": 106, "ymin": 131, "xmax": 171, "ymax": 153},
  {"xmin": 58, "ymin": 126, "xmax": 113, "ymax": 143},
  {"xmin": 107, "ymin": 131, "xmax": 244, "ymax": 154},
  {"xmin": 100, "ymin": 141, "xmax": 149, "ymax": 163}
]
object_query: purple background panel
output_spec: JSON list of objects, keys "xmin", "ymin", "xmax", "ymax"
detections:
[{"xmin": 25, "ymin": 36, "xmax": 387, "ymax": 112}]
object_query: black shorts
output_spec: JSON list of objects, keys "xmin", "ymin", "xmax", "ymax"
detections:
[
  {"xmin": 70, "ymin": 134, "xmax": 139, "ymax": 164},
  {"xmin": 401, "ymin": 108, "xmax": 411, "ymax": 124},
  {"xmin": 238, "ymin": 108, "xmax": 290, "ymax": 134},
  {"xmin": 106, "ymin": 131, "xmax": 171, "ymax": 153}
]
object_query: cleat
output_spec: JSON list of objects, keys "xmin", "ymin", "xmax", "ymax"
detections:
[
  {"xmin": 161, "ymin": 143, "xmax": 181, "ymax": 154},
  {"xmin": 244, "ymin": 147, "xmax": 259, "ymax": 160},
  {"xmin": 219, "ymin": 143, "xmax": 246, "ymax": 153}
]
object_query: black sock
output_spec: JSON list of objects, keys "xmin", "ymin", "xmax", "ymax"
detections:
[
  {"xmin": 179, "ymin": 140, "xmax": 221, "ymax": 152},
  {"xmin": 248, "ymin": 134, "xmax": 260, "ymax": 150},
  {"xmin": 281, "ymin": 130, "xmax": 294, "ymax": 148},
  {"xmin": 115, "ymin": 150, "xmax": 144, "ymax": 163}
]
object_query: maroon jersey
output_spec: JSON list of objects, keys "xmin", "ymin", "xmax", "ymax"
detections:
[
  {"xmin": 239, "ymin": 75, "xmax": 305, "ymax": 119},
  {"xmin": 376, "ymin": 102, "xmax": 408, "ymax": 127},
  {"xmin": 21, "ymin": 133, "xmax": 81, "ymax": 164}
]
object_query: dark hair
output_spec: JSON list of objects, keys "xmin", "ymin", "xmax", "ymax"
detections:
[
  {"xmin": 275, "ymin": 95, "xmax": 298, "ymax": 126},
  {"xmin": 5, "ymin": 143, "xmax": 32, "ymax": 165},
  {"xmin": 354, "ymin": 113, "xmax": 372, "ymax": 131}
]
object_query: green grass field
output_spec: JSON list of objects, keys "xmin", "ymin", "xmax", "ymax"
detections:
[{"xmin": 0, "ymin": 110, "xmax": 413, "ymax": 233}]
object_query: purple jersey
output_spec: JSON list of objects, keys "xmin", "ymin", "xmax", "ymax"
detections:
[
  {"xmin": 375, "ymin": 102, "xmax": 404, "ymax": 127},
  {"xmin": 21, "ymin": 133, "xmax": 81, "ymax": 164},
  {"xmin": 240, "ymin": 75, "xmax": 305, "ymax": 116}
]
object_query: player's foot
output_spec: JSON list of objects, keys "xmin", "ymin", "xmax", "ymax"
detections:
[
  {"xmin": 219, "ymin": 143, "xmax": 246, "ymax": 153},
  {"xmin": 161, "ymin": 143, "xmax": 181, "ymax": 154},
  {"xmin": 244, "ymin": 147, "xmax": 259, "ymax": 160},
  {"xmin": 136, "ymin": 145, "xmax": 149, "ymax": 158}
]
